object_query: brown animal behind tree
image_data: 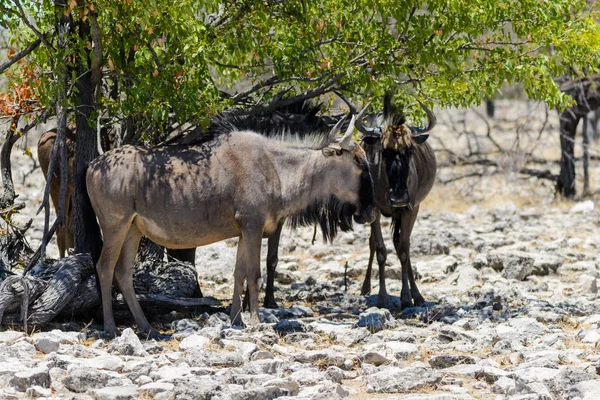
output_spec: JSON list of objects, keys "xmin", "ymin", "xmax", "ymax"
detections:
[
  {"xmin": 84, "ymin": 109, "xmax": 375, "ymax": 338},
  {"xmin": 37, "ymin": 129, "xmax": 76, "ymax": 258}
]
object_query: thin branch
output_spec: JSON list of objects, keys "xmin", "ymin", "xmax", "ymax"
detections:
[
  {"xmin": 0, "ymin": 38, "xmax": 41, "ymax": 75},
  {"xmin": 146, "ymin": 43, "xmax": 164, "ymax": 70},
  {"xmin": 230, "ymin": 71, "xmax": 336, "ymax": 104},
  {"xmin": 10, "ymin": 0, "xmax": 54, "ymax": 50},
  {"xmin": 230, "ymin": 72, "xmax": 345, "ymax": 116},
  {"xmin": 471, "ymin": 107, "xmax": 503, "ymax": 152}
]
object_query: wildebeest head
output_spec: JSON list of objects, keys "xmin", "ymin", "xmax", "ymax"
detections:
[
  {"xmin": 355, "ymin": 93, "xmax": 436, "ymax": 209},
  {"xmin": 320, "ymin": 113, "xmax": 376, "ymax": 225}
]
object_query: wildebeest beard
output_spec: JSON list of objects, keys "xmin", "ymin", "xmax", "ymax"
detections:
[
  {"xmin": 289, "ymin": 165, "xmax": 374, "ymax": 242},
  {"xmin": 289, "ymin": 195, "xmax": 356, "ymax": 243}
]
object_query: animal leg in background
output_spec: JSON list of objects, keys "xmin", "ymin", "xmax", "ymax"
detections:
[
  {"xmin": 393, "ymin": 207, "xmax": 423, "ymax": 309},
  {"xmin": 361, "ymin": 225, "xmax": 377, "ymax": 296},
  {"xmin": 38, "ymin": 130, "xmax": 75, "ymax": 258},
  {"xmin": 264, "ymin": 222, "xmax": 284, "ymax": 309}
]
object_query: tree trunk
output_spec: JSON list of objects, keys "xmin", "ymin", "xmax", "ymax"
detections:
[
  {"xmin": 0, "ymin": 118, "xmax": 20, "ymax": 209},
  {"xmin": 72, "ymin": 10, "xmax": 102, "ymax": 261},
  {"xmin": 557, "ymin": 113, "xmax": 579, "ymax": 198},
  {"xmin": 39, "ymin": 8, "xmax": 70, "ymax": 262},
  {"xmin": 557, "ymin": 76, "xmax": 600, "ymax": 197}
]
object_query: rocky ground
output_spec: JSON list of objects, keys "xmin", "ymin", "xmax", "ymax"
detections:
[{"xmin": 2, "ymin": 100, "xmax": 600, "ymax": 399}]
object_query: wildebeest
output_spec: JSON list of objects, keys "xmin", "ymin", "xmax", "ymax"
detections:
[
  {"xmin": 355, "ymin": 94, "xmax": 436, "ymax": 308},
  {"xmin": 37, "ymin": 129, "xmax": 76, "ymax": 258},
  {"xmin": 85, "ymin": 109, "xmax": 375, "ymax": 337},
  {"xmin": 37, "ymin": 129, "xmax": 197, "ymax": 265},
  {"xmin": 261, "ymin": 94, "xmax": 436, "ymax": 310}
]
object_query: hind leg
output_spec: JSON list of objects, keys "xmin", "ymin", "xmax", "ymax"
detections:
[
  {"xmin": 113, "ymin": 224, "xmax": 158, "ymax": 338},
  {"xmin": 361, "ymin": 230, "xmax": 376, "ymax": 296},
  {"xmin": 231, "ymin": 225, "xmax": 263, "ymax": 326},
  {"xmin": 96, "ymin": 219, "xmax": 133, "ymax": 338}
]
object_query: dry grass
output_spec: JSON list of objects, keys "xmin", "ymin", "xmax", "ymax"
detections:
[
  {"xmin": 560, "ymin": 335, "xmax": 595, "ymax": 352},
  {"xmin": 420, "ymin": 174, "xmax": 569, "ymax": 214}
]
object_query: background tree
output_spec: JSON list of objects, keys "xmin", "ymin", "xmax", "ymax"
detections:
[{"xmin": 0, "ymin": 0, "xmax": 599, "ymax": 261}]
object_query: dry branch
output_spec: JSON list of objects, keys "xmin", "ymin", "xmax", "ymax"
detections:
[{"xmin": 0, "ymin": 254, "xmax": 218, "ymax": 328}]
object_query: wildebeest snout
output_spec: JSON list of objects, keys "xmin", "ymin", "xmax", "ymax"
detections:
[
  {"xmin": 360, "ymin": 206, "xmax": 376, "ymax": 224},
  {"xmin": 389, "ymin": 189, "xmax": 410, "ymax": 208}
]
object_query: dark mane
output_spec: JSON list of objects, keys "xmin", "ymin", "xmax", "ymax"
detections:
[
  {"xmin": 289, "ymin": 195, "xmax": 355, "ymax": 243},
  {"xmin": 192, "ymin": 100, "xmax": 335, "ymax": 147}
]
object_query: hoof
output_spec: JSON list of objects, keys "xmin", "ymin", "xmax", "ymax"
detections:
[
  {"xmin": 247, "ymin": 315, "xmax": 260, "ymax": 327},
  {"xmin": 231, "ymin": 315, "xmax": 246, "ymax": 328},
  {"xmin": 101, "ymin": 329, "xmax": 120, "ymax": 339},
  {"xmin": 263, "ymin": 299, "xmax": 279, "ymax": 309},
  {"xmin": 361, "ymin": 280, "xmax": 372, "ymax": 296},
  {"xmin": 144, "ymin": 329, "xmax": 170, "ymax": 341},
  {"xmin": 400, "ymin": 298, "xmax": 414, "ymax": 310},
  {"xmin": 413, "ymin": 294, "xmax": 426, "ymax": 307}
]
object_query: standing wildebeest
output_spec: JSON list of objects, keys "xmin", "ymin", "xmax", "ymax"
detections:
[
  {"xmin": 37, "ymin": 129, "xmax": 76, "ymax": 258},
  {"xmin": 37, "ymin": 129, "xmax": 197, "ymax": 265},
  {"xmin": 356, "ymin": 94, "xmax": 436, "ymax": 309},
  {"xmin": 259, "ymin": 94, "xmax": 436, "ymax": 310},
  {"xmin": 85, "ymin": 109, "xmax": 375, "ymax": 337}
]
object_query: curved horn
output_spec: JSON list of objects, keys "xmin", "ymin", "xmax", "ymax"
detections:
[
  {"xmin": 339, "ymin": 114, "xmax": 357, "ymax": 150},
  {"xmin": 335, "ymin": 91, "xmax": 381, "ymax": 138},
  {"xmin": 409, "ymin": 100, "xmax": 437, "ymax": 135},
  {"xmin": 326, "ymin": 116, "xmax": 346, "ymax": 145},
  {"xmin": 354, "ymin": 101, "xmax": 382, "ymax": 138}
]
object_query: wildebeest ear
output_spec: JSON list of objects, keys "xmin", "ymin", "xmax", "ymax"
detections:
[
  {"xmin": 322, "ymin": 147, "xmax": 341, "ymax": 157},
  {"xmin": 413, "ymin": 134, "xmax": 429, "ymax": 144}
]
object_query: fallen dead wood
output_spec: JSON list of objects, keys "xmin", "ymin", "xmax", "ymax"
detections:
[{"xmin": 0, "ymin": 253, "xmax": 220, "ymax": 328}]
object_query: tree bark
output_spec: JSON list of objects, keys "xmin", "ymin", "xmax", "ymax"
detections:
[
  {"xmin": 557, "ymin": 76, "xmax": 600, "ymax": 197},
  {"xmin": 39, "ymin": 56, "xmax": 69, "ymax": 263},
  {"xmin": 0, "ymin": 117, "xmax": 20, "ymax": 209},
  {"xmin": 72, "ymin": 6, "xmax": 102, "ymax": 261}
]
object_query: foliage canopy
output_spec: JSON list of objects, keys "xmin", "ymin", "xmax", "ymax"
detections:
[{"xmin": 1, "ymin": 0, "xmax": 599, "ymax": 134}]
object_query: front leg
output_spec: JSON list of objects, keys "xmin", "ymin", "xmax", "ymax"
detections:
[
  {"xmin": 393, "ymin": 215, "xmax": 412, "ymax": 309},
  {"xmin": 407, "ymin": 206, "xmax": 425, "ymax": 306},
  {"xmin": 370, "ymin": 215, "xmax": 389, "ymax": 308},
  {"xmin": 231, "ymin": 224, "xmax": 263, "ymax": 327},
  {"xmin": 393, "ymin": 208, "xmax": 424, "ymax": 309}
]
